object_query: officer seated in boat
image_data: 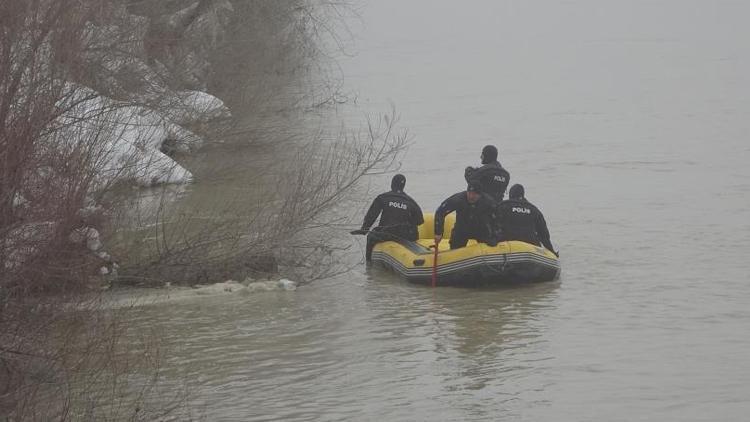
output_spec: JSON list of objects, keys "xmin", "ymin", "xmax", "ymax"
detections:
[
  {"xmin": 358, "ymin": 174, "xmax": 424, "ymax": 261},
  {"xmin": 464, "ymin": 145, "xmax": 511, "ymax": 204},
  {"xmin": 496, "ymin": 184, "xmax": 558, "ymax": 257},
  {"xmin": 434, "ymin": 183, "xmax": 498, "ymax": 250}
]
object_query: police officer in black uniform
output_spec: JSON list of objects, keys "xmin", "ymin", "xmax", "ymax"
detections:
[
  {"xmin": 497, "ymin": 184, "xmax": 558, "ymax": 256},
  {"xmin": 434, "ymin": 183, "xmax": 497, "ymax": 250},
  {"xmin": 359, "ymin": 174, "xmax": 424, "ymax": 261},
  {"xmin": 465, "ymin": 145, "xmax": 511, "ymax": 204}
]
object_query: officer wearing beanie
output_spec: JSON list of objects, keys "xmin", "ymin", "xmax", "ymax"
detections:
[
  {"xmin": 497, "ymin": 184, "xmax": 558, "ymax": 256},
  {"xmin": 464, "ymin": 145, "xmax": 511, "ymax": 204},
  {"xmin": 359, "ymin": 174, "xmax": 424, "ymax": 261},
  {"xmin": 434, "ymin": 183, "xmax": 497, "ymax": 250}
]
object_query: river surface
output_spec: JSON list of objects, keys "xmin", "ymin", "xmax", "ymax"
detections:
[{"xmin": 120, "ymin": 1, "xmax": 750, "ymax": 420}]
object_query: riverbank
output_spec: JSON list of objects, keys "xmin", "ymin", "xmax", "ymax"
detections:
[
  {"xmin": 1, "ymin": 0, "xmax": 370, "ymax": 292},
  {"xmin": 1, "ymin": 1, "xmax": 370, "ymax": 419}
]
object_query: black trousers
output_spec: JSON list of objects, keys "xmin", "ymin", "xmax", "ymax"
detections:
[
  {"xmin": 366, "ymin": 226, "xmax": 416, "ymax": 261},
  {"xmin": 449, "ymin": 227, "xmax": 497, "ymax": 250}
]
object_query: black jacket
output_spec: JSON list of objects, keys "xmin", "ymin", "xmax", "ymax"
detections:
[
  {"xmin": 496, "ymin": 197, "xmax": 554, "ymax": 252},
  {"xmin": 434, "ymin": 191, "xmax": 495, "ymax": 237},
  {"xmin": 362, "ymin": 190, "xmax": 424, "ymax": 239},
  {"xmin": 465, "ymin": 161, "xmax": 510, "ymax": 203}
]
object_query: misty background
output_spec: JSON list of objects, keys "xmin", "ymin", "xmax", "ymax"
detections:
[{"xmin": 2, "ymin": 0, "xmax": 749, "ymax": 420}]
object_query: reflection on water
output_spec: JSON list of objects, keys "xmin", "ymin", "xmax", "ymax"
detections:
[{"xmin": 119, "ymin": 274, "xmax": 559, "ymax": 421}]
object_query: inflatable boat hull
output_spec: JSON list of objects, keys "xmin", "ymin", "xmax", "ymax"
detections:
[{"xmin": 370, "ymin": 213, "xmax": 561, "ymax": 286}]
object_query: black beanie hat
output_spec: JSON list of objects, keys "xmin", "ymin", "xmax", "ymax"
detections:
[
  {"xmin": 509, "ymin": 184, "xmax": 525, "ymax": 199},
  {"xmin": 391, "ymin": 174, "xmax": 406, "ymax": 191},
  {"xmin": 481, "ymin": 145, "xmax": 498, "ymax": 164}
]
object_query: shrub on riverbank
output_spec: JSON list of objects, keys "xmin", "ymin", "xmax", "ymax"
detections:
[
  {"xmin": 0, "ymin": 0, "xmax": 234, "ymax": 290},
  {"xmin": 113, "ymin": 109, "xmax": 409, "ymax": 286},
  {"xmin": 2, "ymin": 0, "xmax": 394, "ymax": 418},
  {"xmin": 0, "ymin": 0, "xmax": 368, "ymax": 420},
  {"xmin": 2, "ymin": 0, "xmax": 367, "ymax": 290}
]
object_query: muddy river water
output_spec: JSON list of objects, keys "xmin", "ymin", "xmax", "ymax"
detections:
[{"xmin": 118, "ymin": 1, "xmax": 750, "ymax": 420}]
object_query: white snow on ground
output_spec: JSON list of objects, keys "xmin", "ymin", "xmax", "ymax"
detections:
[
  {"xmin": 161, "ymin": 90, "xmax": 231, "ymax": 126},
  {"xmin": 100, "ymin": 105, "xmax": 197, "ymax": 185},
  {"xmin": 53, "ymin": 85, "xmax": 230, "ymax": 187}
]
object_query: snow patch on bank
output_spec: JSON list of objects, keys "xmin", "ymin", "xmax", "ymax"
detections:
[
  {"xmin": 54, "ymin": 85, "xmax": 230, "ymax": 187},
  {"xmin": 160, "ymin": 90, "xmax": 231, "ymax": 126}
]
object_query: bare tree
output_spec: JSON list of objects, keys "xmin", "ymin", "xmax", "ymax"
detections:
[
  {"xmin": 112, "ymin": 107, "xmax": 409, "ymax": 285},
  {"xmin": 1, "ymin": 0, "xmax": 103, "ymax": 291},
  {"xmin": 0, "ymin": 1, "xmax": 203, "ymax": 419},
  {"xmin": 1, "ymin": 0, "xmax": 393, "ymax": 418}
]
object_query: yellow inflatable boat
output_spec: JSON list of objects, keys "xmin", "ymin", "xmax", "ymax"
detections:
[{"xmin": 371, "ymin": 213, "xmax": 561, "ymax": 286}]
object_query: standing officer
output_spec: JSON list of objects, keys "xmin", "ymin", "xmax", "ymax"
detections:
[{"xmin": 465, "ymin": 145, "xmax": 510, "ymax": 204}]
